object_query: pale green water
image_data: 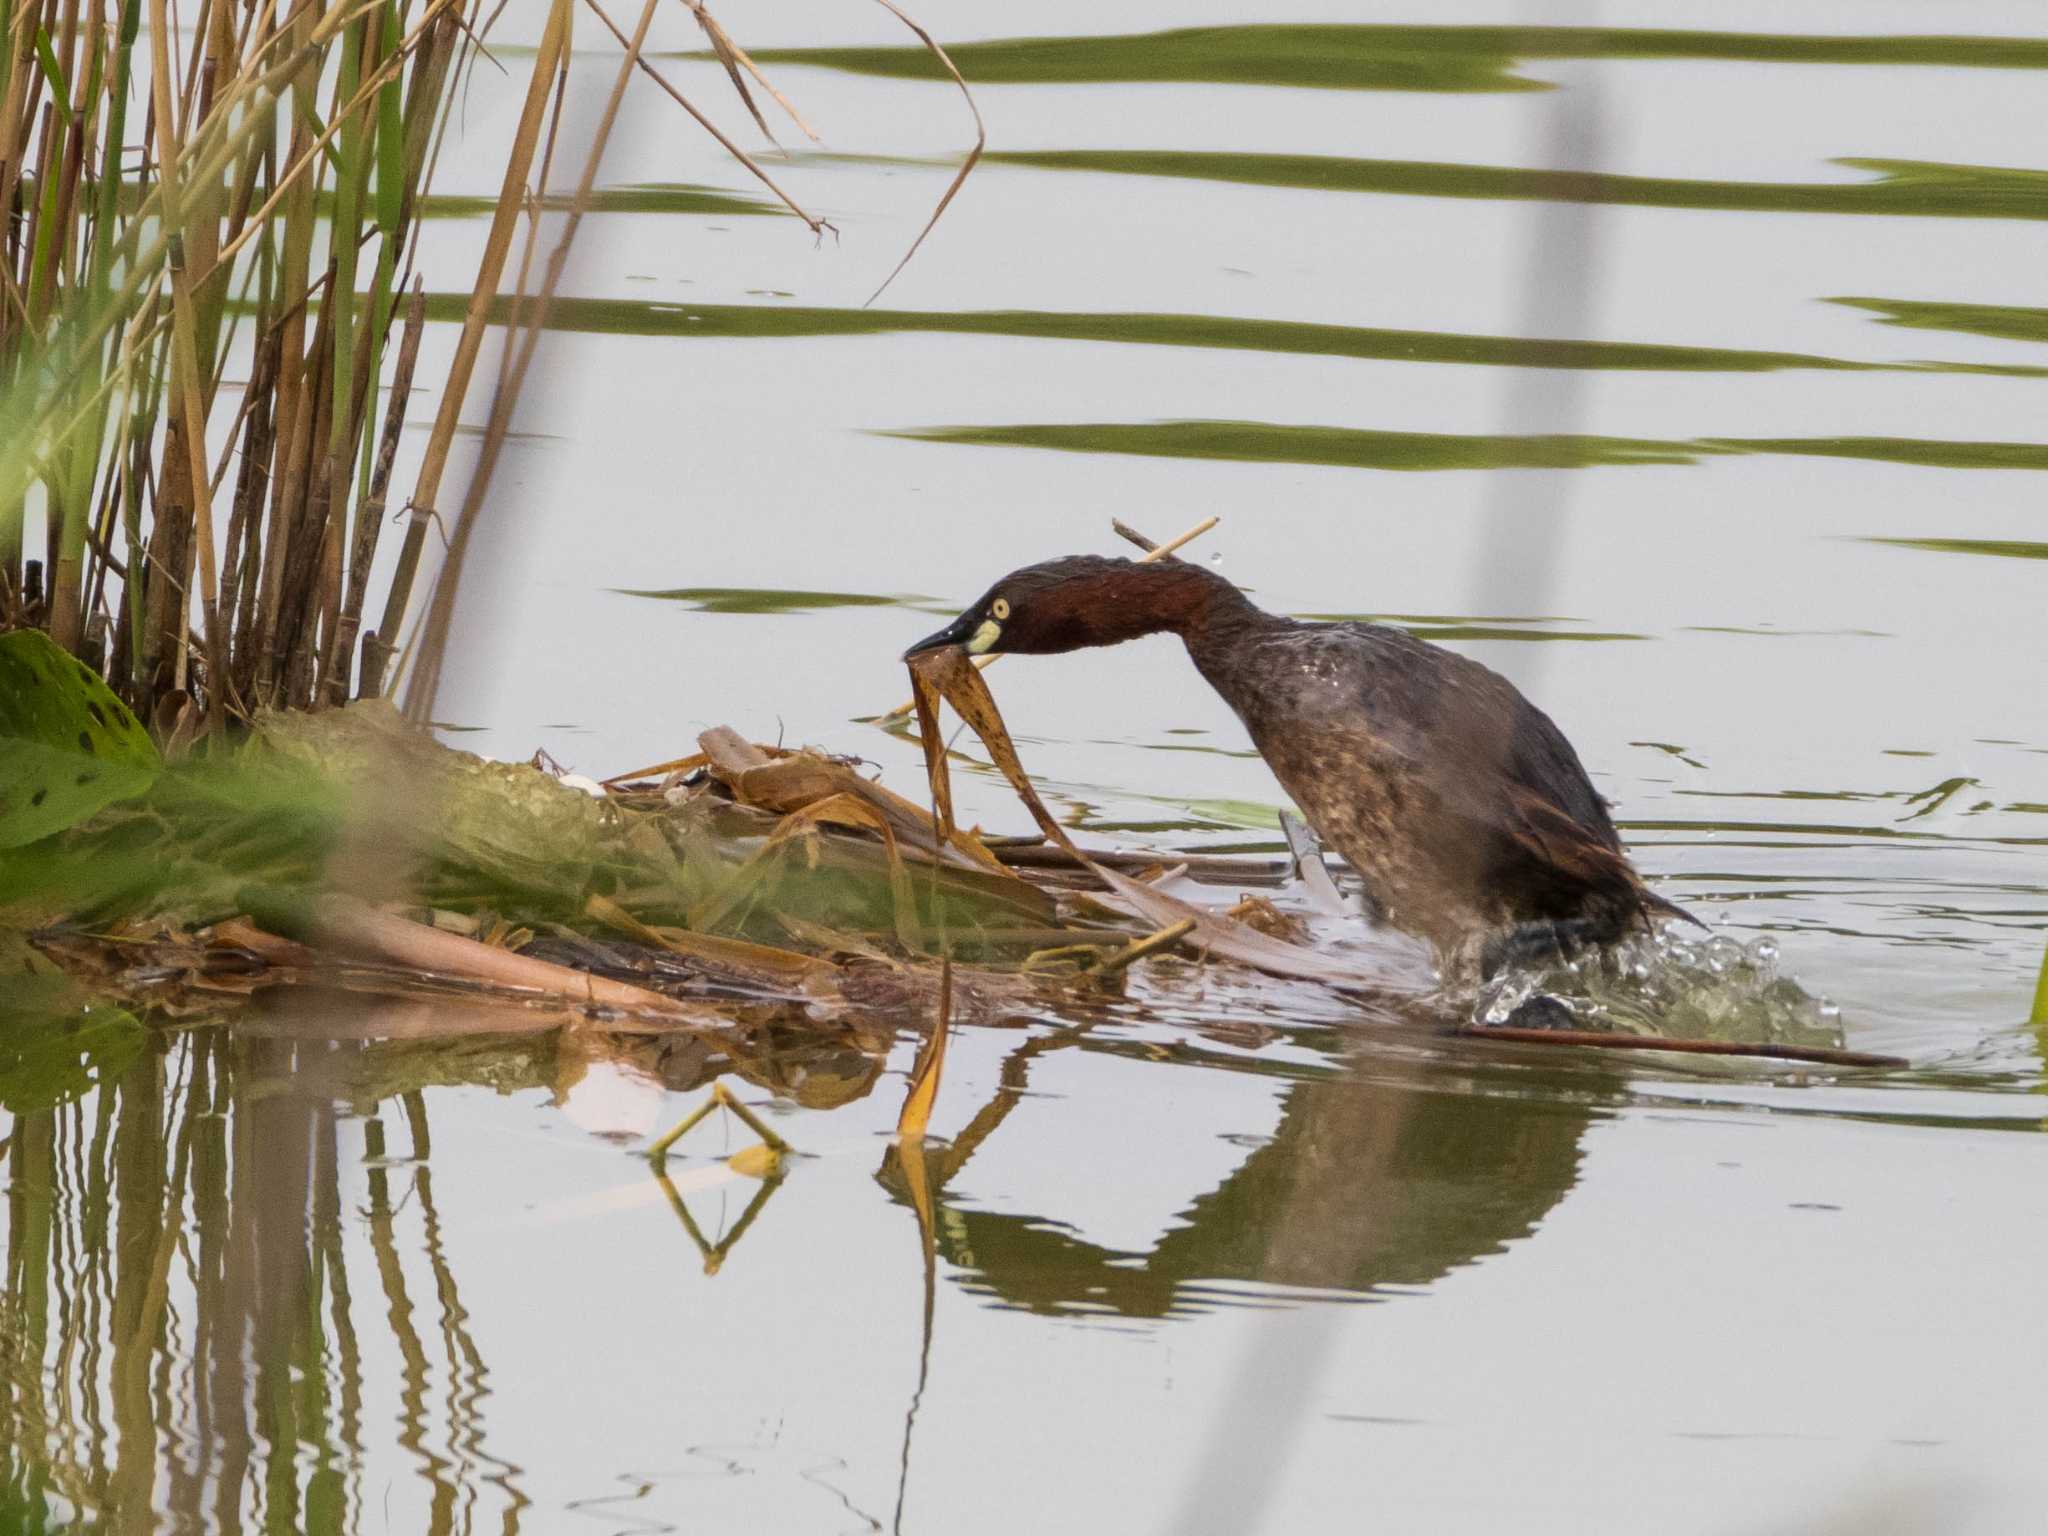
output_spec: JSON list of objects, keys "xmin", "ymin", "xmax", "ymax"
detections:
[{"xmin": 6, "ymin": 3, "xmax": 2047, "ymax": 1531}]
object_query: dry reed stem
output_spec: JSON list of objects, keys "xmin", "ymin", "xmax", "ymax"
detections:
[
  {"xmin": 684, "ymin": 0, "xmax": 820, "ymax": 143},
  {"xmin": 579, "ymin": 0, "xmax": 831, "ymax": 234},
  {"xmin": 685, "ymin": 1, "xmax": 777, "ymax": 145},
  {"xmin": 600, "ymin": 749, "xmax": 714, "ymax": 786},
  {"xmin": 148, "ymin": 0, "xmax": 226, "ymax": 738},
  {"xmin": 292, "ymin": 892, "xmax": 720, "ymax": 1022},
  {"xmin": 863, "ymin": 0, "xmax": 981, "ymax": 307},
  {"xmin": 874, "ymin": 514, "xmax": 1219, "ymax": 723},
  {"xmin": 5, "ymin": 0, "xmax": 465, "ymax": 721},
  {"xmin": 331, "ymin": 278, "xmax": 424, "ymax": 698}
]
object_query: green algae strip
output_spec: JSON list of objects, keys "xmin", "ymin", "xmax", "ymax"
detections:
[
  {"xmin": 1862, "ymin": 537, "xmax": 2048, "ymax": 561},
  {"xmin": 883, "ymin": 420, "xmax": 2048, "ymax": 475},
  {"xmin": 740, "ymin": 24, "xmax": 2048, "ymax": 95},
  {"xmin": 983, "ymin": 152, "xmax": 2048, "ymax": 222},
  {"xmin": 616, "ymin": 587, "xmax": 931, "ymax": 613},
  {"xmin": 887, "ymin": 422, "xmax": 1709, "ymax": 472},
  {"xmin": 22, "ymin": 179, "xmax": 778, "ymax": 220},
  {"xmin": 1831, "ymin": 296, "xmax": 2048, "ymax": 344},
  {"xmin": 413, "ymin": 294, "xmax": 2045, "ymax": 378},
  {"xmin": 410, "ymin": 183, "xmax": 775, "ymax": 219}
]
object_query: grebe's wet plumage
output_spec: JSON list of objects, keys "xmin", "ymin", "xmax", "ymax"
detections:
[{"xmin": 906, "ymin": 555, "xmax": 1690, "ymax": 974}]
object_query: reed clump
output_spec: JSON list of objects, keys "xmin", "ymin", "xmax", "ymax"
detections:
[
  {"xmin": 0, "ymin": 0, "xmax": 936, "ymax": 733},
  {"xmin": 0, "ymin": 0, "xmax": 489, "ymax": 729}
]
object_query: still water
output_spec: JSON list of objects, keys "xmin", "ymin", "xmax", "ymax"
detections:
[{"xmin": 6, "ymin": 1, "xmax": 2047, "ymax": 1530}]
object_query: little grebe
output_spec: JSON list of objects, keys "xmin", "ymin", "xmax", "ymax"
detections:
[{"xmin": 904, "ymin": 555, "xmax": 1693, "ymax": 976}]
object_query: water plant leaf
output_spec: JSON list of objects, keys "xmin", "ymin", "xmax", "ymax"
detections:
[
  {"xmin": 412, "ymin": 182, "xmax": 776, "ymax": 219},
  {"xmin": 0, "ymin": 630, "xmax": 161, "ymax": 849}
]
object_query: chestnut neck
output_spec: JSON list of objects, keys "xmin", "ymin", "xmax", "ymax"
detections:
[{"xmin": 1057, "ymin": 558, "xmax": 1264, "ymax": 648}]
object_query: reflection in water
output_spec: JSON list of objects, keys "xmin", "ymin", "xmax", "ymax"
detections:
[
  {"xmin": 0, "ymin": 1035, "xmax": 523, "ymax": 1534},
  {"xmin": 870, "ymin": 1018, "xmax": 1606, "ymax": 1533},
  {"xmin": 891, "ymin": 1034, "xmax": 1598, "ymax": 1316}
]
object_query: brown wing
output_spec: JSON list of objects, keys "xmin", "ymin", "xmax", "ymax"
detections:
[{"xmin": 1264, "ymin": 623, "xmax": 1664, "ymax": 929}]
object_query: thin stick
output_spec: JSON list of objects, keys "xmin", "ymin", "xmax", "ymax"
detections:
[
  {"xmin": 713, "ymin": 1081, "xmax": 792, "ymax": 1153},
  {"xmin": 1093, "ymin": 917, "xmax": 1195, "ymax": 978},
  {"xmin": 1457, "ymin": 1026, "xmax": 1907, "ymax": 1070},
  {"xmin": 875, "ymin": 514, "xmax": 1218, "ymax": 723},
  {"xmin": 600, "ymin": 749, "xmax": 711, "ymax": 786},
  {"xmin": 647, "ymin": 1080, "xmax": 792, "ymax": 1165},
  {"xmin": 647, "ymin": 1091, "xmax": 724, "ymax": 1163},
  {"xmin": 863, "ymin": 0, "xmax": 981, "ymax": 307}
]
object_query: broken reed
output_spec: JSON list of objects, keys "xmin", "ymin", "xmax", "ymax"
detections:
[{"xmin": 0, "ymin": 0, "xmax": 525, "ymax": 726}]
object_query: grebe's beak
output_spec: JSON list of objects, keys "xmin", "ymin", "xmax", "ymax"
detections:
[{"xmin": 902, "ymin": 610, "xmax": 1000, "ymax": 661}]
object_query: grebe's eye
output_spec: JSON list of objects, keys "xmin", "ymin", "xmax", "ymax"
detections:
[{"xmin": 991, "ymin": 597, "xmax": 1011, "ymax": 621}]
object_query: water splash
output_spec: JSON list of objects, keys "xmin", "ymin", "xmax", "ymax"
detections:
[{"xmin": 1476, "ymin": 926, "xmax": 1846, "ymax": 1049}]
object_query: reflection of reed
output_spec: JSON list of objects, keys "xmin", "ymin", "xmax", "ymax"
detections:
[
  {"xmin": 368, "ymin": 1100, "xmax": 460, "ymax": 1532},
  {"xmin": 0, "ymin": 1033, "xmax": 521, "ymax": 1532},
  {"xmin": 411, "ymin": 1093, "xmax": 529, "ymax": 1533}
]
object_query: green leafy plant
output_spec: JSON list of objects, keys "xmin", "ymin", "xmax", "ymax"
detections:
[{"xmin": 0, "ymin": 628, "xmax": 159, "ymax": 847}]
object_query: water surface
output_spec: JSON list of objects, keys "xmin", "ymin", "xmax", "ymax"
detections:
[{"xmin": 5, "ymin": 2, "xmax": 2046, "ymax": 1531}]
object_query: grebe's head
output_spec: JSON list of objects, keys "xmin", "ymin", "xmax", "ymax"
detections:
[{"xmin": 902, "ymin": 555, "xmax": 1153, "ymax": 660}]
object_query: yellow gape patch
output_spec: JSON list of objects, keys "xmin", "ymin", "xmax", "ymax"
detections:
[{"xmin": 967, "ymin": 620, "xmax": 1003, "ymax": 654}]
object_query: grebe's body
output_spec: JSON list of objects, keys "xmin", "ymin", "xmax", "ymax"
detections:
[{"xmin": 907, "ymin": 556, "xmax": 1687, "ymax": 975}]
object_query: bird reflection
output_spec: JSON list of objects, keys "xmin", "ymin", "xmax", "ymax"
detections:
[{"xmin": 875, "ymin": 1023, "xmax": 1605, "ymax": 1316}]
